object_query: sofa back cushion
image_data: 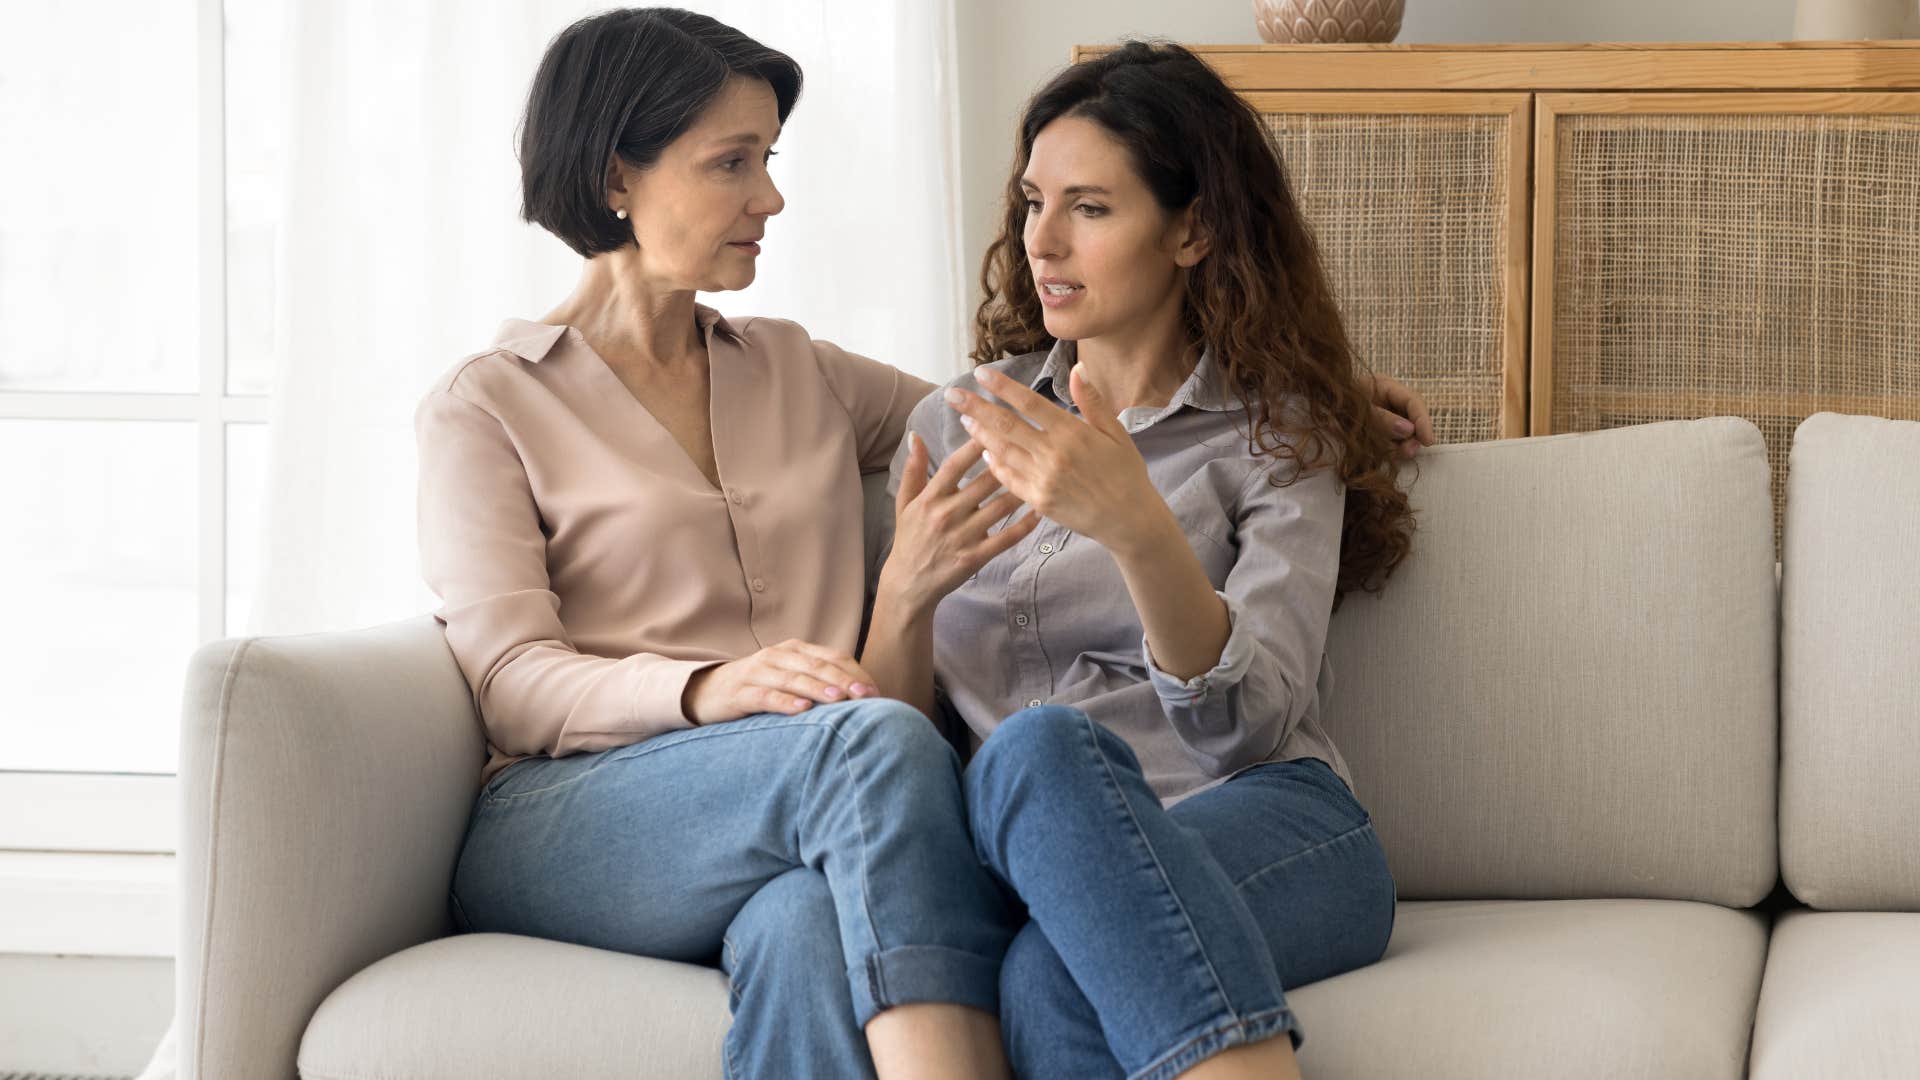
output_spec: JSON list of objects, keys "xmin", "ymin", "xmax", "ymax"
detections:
[
  {"xmin": 1319, "ymin": 418, "xmax": 1778, "ymax": 905},
  {"xmin": 1780, "ymin": 413, "xmax": 1920, "ymax": 910}
]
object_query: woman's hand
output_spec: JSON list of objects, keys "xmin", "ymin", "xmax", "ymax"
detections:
[
  {"xmin": 878, "ymin": 431, "xmax": 1038, "ymax": 616},
  {"xmin": 681, "ymin": 640, "xmax": 880, "ymax": 724},
  {"xmin": 1367, "ymin": 371, "xmax": 1435, "ymax": 459},
  {"xmin": 945, "ymin": 365, "xmax": 1168, "ymax": 556}
]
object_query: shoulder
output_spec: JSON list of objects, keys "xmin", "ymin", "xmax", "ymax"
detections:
[
  {"xmin": 420, "ymin": 347, "xmax": 530, "ymax": 418},
  {"xmin": 730, "ymin": 313, "xmax": 864, "ymax": 375}
]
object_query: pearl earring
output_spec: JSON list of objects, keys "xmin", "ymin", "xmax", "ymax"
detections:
[{"xmin": 615, "ymin": 207, "xmax": 628, "ymax": 220}]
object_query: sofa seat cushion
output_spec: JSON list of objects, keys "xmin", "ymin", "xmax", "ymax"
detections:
[
  {"xmin": 1289, "ymin": 899, "xmax": 1768, "ymax": 1079},
  {"xmin": 298, "ymin": 932, "xmax": 730, "ymax": 1080},
  {"xmin": 304, "ymin": 902, "xmax": 1772, "ymax": 1079},
  {"xmin": 1748, "ymin": 911, "xmax": 1920, "ymax": 1080}
]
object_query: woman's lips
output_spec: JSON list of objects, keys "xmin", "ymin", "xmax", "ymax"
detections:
[
  {"xmin": 1037, "ymin": 280, "xmax": 1083, "ymax": 309},
  {"xmin": 728, "ymin": 240, "xmax": 762, "ymax": 255}
]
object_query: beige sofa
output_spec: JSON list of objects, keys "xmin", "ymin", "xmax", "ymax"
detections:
[{"xmin": 172, "ymin": 412, "xmax": 1920, "ymax": 1079}]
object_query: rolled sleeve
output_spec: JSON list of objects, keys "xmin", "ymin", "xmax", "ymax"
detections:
[
  {"xmin": 1143, "ymin": 589, "xmax": 1257, "ymax": 703},
  {"xmin": 1155, "ymin": 463, "xmax": 1344, "ymax": 778}
]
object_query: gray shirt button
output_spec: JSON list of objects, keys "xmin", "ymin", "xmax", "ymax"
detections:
[
  {"xmin": 1028, "ymin": 699, "xmax": 1043, "ymax": 708},
  {"xmin": 1014, "ymin": 613, "xmax": 1029, "ymax": 626},
  {"xmin": 1039, "ymin": 542, "xmax": 1054, "ymax": 554}
]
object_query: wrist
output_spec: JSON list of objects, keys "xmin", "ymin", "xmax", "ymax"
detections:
[
  {"xmin": 876, "ymin": 566, "xmax": 939, "ymax": 622},
  {"xmin": 1106, "ymin": 500, "xmax": 1183, "ymax": 563}
]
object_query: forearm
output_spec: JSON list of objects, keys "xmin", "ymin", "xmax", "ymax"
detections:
[
  {"xmin": 859, "ymin": 572, "xmax": 939, "ymax": 719},
  {"xmin": 1109, "ymin": 509, "xmax": 1232, "ymax": 681}
]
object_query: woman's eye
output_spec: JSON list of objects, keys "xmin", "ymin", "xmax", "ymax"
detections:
[
  {"xmin": 1024, "ymin": 199, "xmax": 1043, "ymax": 213},
  {"xmin": 1076, "ymin": 204, "xmax": 1107, "ymax": 217},
  {"xmin": 720, "ymin": 157, "xmax": 744, "ymax": 172},
  {"xmin": 764, "ymin": 149, "xmax": 779, "ymax": 165}
]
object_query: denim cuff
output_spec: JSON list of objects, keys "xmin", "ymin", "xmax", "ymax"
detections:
[
  {"xmin": 1130, "ymin": 1005, "xmax": 1302, "ymax": 1080},
  {"xmin": 850, "ymin": 944, "xmax": 1003, "ymax": 1026}
]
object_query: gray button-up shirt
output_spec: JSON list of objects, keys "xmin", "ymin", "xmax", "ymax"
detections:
[{"xmin": 885, "ymin": 339, "xmax": 1353, "ymax": 806}]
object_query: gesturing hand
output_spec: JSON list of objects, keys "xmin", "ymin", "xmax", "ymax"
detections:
[
  {"xmin": 681, "ymin": 640, "xmax": 879, "ymax": 724},
  {"xmin": 943, "ymin": 365, "xmax": 1165, "ymax": 554},
  {"xmin": 879, "ymin": 431, "xmax": 1039, "ymax": 614}
]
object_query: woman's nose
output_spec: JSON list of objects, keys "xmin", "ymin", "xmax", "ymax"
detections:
[
  {"xmin": 752, "ymin": 173, "xmax": 785, "ymax": 217},
  {"xmin": 1027, "ymin": 207, "xmax": 1063, "ymax": 259}
]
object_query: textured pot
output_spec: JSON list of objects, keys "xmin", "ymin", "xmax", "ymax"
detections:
[{"xmin": 1254, "ymin": 0, "xmax": 1406, "ymax": 44}]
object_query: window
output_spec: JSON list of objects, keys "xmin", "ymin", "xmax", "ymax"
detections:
[{"xmin": 1, "ymin": 0, "xmax": 280, "ymax": 850}]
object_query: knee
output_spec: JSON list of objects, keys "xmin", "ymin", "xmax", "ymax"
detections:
[
  {"xmin": 827, "ymin": 698, "xmax": 955, "ymax": 774},
  {"xmin": 726, "ymin": 870, "xmax": 844, "ymax": 991},
  {"xmin": 970, "ymin": 705, "xmax": 1090, "ymax": 781},
  {"xmin": 999, "ymin": 920, "xmax": 1074, "ymax": 1015},
  {"xmin": 966, "ymin": 705, "xmax": 1133, "ymax": 807}
]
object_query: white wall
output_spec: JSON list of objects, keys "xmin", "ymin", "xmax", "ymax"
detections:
[{"xmin": 950, "ymin": 0, "xmax": 1799, "ymax": 365}]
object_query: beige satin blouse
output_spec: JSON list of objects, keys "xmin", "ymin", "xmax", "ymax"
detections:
[{"xmin": 414, "ymin": 305, "xmax": 934, "ymax": 785}]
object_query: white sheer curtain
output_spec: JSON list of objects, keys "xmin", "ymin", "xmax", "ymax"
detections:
[
  {"xmin": 244, "ymin": 0, "xmax": 966, "ymax": 638},
  {"xmin": 141, "ymin": 2, "xmax": 961, "ymax": 1074}
]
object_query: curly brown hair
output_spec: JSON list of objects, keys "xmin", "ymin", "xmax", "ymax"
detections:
[{"xmin": 972, "ymin": 40, "xmax": 1415, "ymax": 607}]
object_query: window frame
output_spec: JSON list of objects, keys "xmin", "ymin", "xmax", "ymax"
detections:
[{"xmin": 0, "ymin": 0, "xmax": 247, "ymax": 872}]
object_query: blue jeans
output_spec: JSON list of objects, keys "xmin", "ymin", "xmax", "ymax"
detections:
[
  {"xmin": 967, "ymin": 706, "xmax": 1396, "ymax": 1080},
  {"xmin": 449, "ymin": 699, "xmax": 1015, "ymax": 1080}
]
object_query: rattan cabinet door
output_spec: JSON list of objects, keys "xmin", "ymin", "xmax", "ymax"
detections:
[
  {"xmin": 1535, "ymin": 92, "xmax": 1920, "ymax": 549},
  {"xmin": 1251, "ymin": 93, "xmax": 1532, "ymax": 443}
]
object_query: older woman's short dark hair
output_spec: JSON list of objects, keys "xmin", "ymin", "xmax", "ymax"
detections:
[{"xmin": 520, "ymin": 8, "xmax": 802, "ymax": 258}]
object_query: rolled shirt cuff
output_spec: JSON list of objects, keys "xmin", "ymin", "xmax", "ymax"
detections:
[{"xmin": 1143, "ymin": 590, "xmax": 1254, "ymax": 706}]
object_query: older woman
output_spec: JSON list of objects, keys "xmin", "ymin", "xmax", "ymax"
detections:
[{"xmin": 416, "ymin": 9, "xmax": 1433, "ymax": 1080}]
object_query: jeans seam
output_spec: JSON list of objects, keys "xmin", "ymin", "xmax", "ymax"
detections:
[
  {"xmin": 1229, "ymin": 819, "xmax": 1376, "ymax": 891},
  {"xmin": 1080, "ymin": 710, "xmax": 1238, "ymax": 1024},
  {"xmin": 835, "ymin": 718, "xmax": 887, "ymax": 1014}
]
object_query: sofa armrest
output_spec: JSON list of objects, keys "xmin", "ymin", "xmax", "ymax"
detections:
[{"xmin": 176, "ymin": 615, "xmax": 484, "ymax": 1080}]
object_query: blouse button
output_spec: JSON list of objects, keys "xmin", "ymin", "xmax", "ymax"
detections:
[
  {"xmin": 728, "ymin": 488, "xmax": 745, "ymax": 506},
  {"xmin": 1039, "ymin": 543, "xmax": 1054, "ymax": 554},
  {"xmin": 1027, "ymin": 699, "xmax": 1043, "ymax": 708},
  {"xmin": 1014, "ymin": 613, "xmax": 1029, "ymax": 627},
  {"xmin": 750, "ymin": 577, "xmax": 767, "ymax": 592}
]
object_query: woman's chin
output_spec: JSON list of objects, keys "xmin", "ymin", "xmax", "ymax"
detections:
[
  {"xmin": 1040, "ymin": 311, "xmax": 1084, "ymax": 341},
  {"xmin": 704, "ymin": 270, "xmax": 756, "ymax": 293}
]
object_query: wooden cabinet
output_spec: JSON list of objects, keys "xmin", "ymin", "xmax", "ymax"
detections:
[{"xmin": 1077, "ymin": 42, "xmax": 1920, "ymax": 545}]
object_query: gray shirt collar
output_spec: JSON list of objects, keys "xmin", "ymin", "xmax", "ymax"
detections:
[{"xmin": 1029, "ymin": 338, "xmax": 1241, "ymax": 433}]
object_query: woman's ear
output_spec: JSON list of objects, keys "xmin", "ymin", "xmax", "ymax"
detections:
[
  {"xmin": 1169, "ymin": 201, "xmax": 1212, "ymax": 268},
  {"xmin": 604, "ymin": 156, "xmax": 632, "ymax": 214}
]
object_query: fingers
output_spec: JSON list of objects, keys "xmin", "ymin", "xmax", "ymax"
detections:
[
  {"xmin": 1067, "ymin": 365, "xmax": 1128, "ymax": 440},
  {"xmin": 1371, "ymin": 372, "xmax": 1436, "ymax": 447},
  {"xmin": 926, "ymin": 438, "xmax": 986, "ymax": 497},
  {"xmin": 976, "ymin": 506, "xmax": 1041, "ymax": 559},
  {"xmin": 776, "ymin": 640, "xmax": 878, "ymax": 698},
  {"xmin": 958, "ymin": 411, "xmax": 1039, "ymax": 478},
  {"xmin": 972, "ymin": 366, "xmax": 1072, "ymax": 431},
  {"xmin": 964, "ymin": 490, "xmax": 1026, "ymax": 534},
  {"xmin": 1373, "ymin": 404, "xmax": 1416, "ymax": 447},
  {"xmin": 896, "ymin": 431, "xmax": 930, "ymax": 510},
  {"xmin": 945, "ymin": 385, "xmax": 1044, "ymax": 451}
]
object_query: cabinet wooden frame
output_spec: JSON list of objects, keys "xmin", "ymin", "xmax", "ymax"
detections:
[
  {"xmin": 1245, "ymin": 92, "xmax": 1534, "ymax": 438},
  {"xmin": 1529, "ymin": 89, "xmax": 1920, "ymax": 434}
]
